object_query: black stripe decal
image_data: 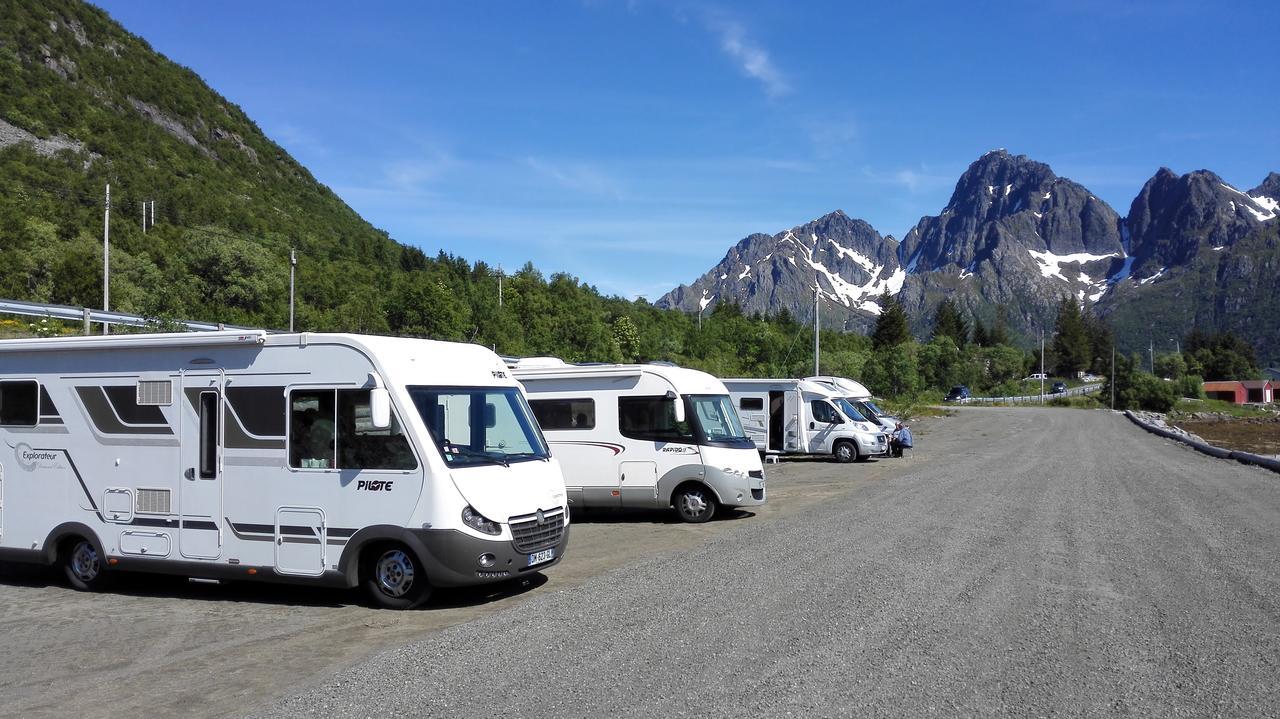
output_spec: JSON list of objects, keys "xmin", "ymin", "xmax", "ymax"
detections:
[
  {"xmin": 60, "ymin": 450, "xmax": 105, "ymax": 522},
  {"xmin": 39, "ymin": 386, "xmax": 61, "ymax": 419},
  {"xmin": 103, "ymin": 385, "xmax": 167, "ymax": 425},
  {"xmin": 76, "ymin": 387, "xmax": 173, "ymax": 435}
]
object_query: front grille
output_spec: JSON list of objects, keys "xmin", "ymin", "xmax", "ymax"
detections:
[{"xmin": 509, "ymin": 506, "xmax": 565, "ymax": 553}]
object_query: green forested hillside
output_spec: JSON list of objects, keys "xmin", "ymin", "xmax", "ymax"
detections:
[{"xmin": 0, "ymin": 0, "xmax": 1076, "ymax": 401}]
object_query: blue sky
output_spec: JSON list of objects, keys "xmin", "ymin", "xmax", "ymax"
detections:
[{"xmin": 96, "ymin": 1, "xmax": 1279, "ymax": 300}]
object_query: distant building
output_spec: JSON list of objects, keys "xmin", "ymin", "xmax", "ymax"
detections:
[{"xmin": 1203, "ymin": 380, "xmax": 1274, "ymax": 404}]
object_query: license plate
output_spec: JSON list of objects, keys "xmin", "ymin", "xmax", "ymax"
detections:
[{"xmin": 528, "ymin": 548, "xmax": 555, "ymax": 566}]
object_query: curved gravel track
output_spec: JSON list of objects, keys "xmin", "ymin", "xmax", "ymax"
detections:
[{"xmin": 258, "ymin": 408, "xmax": 1280, "ymax": 718}]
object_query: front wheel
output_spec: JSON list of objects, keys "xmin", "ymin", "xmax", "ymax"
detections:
[
  {"xmin": 362, "ymin": 544, "xmax": 432, "ymax": 610},
  {"xmin": 674, "ymin": 484, "xmax": 717, "ymax": 523},
  {"xmin": 833, "ymin": 440, "xmax": 857, "ymax": 464},
  {"xmin": 61, "ymin": 537, "xmax": 112, "ymax": 591}
]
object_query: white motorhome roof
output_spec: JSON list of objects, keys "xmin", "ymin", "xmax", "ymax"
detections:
[
  {"xmin": 806, "ymin": 375, "xmax": 872, "ymax": 399},
  {"xmin": 722, "ymin": 378, "xmax": 840, "ymax": 397},
  {"xmin": 513, "ymin": 361, "xmax": 728, "ymax": 395},
  {"xmin": 0, "ymin": 332, "xmax": 518, "ymax": 389}
]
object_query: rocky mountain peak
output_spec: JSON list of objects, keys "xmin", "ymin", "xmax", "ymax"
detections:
[{"xmin": 1251, "ymin": 172, "xmax": 1280, "ymax": 201}]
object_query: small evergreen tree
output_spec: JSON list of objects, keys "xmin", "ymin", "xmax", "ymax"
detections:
[
  {"xmin": 931, "ymin": 297, "xmax": 969, "ymax": 347},
  {"xmin": 1050, "ymin": 297, "xmax": 1090, "ymax": 377},
  {"xmin": 871, "ymin": 291, "xmax": 911, "ymax": 350}
]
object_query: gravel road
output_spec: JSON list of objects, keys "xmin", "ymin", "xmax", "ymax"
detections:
[{"xmin": 259, "ymin": 408, "xmax": 1280, "ymax": 718}]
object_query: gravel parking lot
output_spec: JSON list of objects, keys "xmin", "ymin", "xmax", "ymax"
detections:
[{"xmin": 0, "ymin": 417, "xmax": 937, "ymax": 719}]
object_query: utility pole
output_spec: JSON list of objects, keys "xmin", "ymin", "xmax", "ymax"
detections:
[
  {"xmin": 813, "ymin": 284, "xmax": 820, "ymax": 376},
  {"xmin": 288, "ymin": 249, "xmax": 297, "ymax": 333},
  {"xmin": 1149, "ymin": 337, "xmax": 1154, "ymax": 374},
  {"xmin": 497, "ymin": 266, "xmax": 504, "ymax": 308},
  {"xmin": 103, "ymin": 183, "xmax": 110, "ymax": 335},
  {"xmin": 150, "ymin": 200, "xmax": 155, "ymax": 229},
  {"xmin": 141, "ymin": 201, "xmax": 147, "ymax": 233}
]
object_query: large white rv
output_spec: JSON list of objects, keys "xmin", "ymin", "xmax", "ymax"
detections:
[
  {"xmin": 0, "ymin": 331, "xmax": 568, "ymax": 609},
  {"xmin": 806, "ymin": 375, "xmax": 901, "ymax": 433},
  {"xmin": 723, "ymin": 378, "xmax": 888, "ymax": 462},
  {"xmin": 511, "ymin": 359, "xmax": 765, "ymax": 523}
]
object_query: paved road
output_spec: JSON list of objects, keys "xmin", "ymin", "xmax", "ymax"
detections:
[{"xmin": 261, "ymin": 408, "xmax": 1280, "ymax": 718}]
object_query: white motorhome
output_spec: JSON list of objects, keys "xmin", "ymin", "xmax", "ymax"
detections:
[
  {"xmin": 0, "ymin": 331, "xmax": 568, "ymax": 609},
  {"xmin": 511, "ymin": 359, "xmax": 765, "ymax": 523},
  {"xmin": 806, "ymin": 375, "xmax": 901, "ymax": 433},
  {"xmin": 723, "ymin": 378, "xmax": 888, "ymax": 462}
]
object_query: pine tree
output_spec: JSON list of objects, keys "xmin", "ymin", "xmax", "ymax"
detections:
[
  {"xmin": 1050, "ymin": 297, "xmax": 1090, "ymax": 377},
  {"xmin": 871, "ymin": 291, "xmax": 911, "ymax": 350},
  {"xmin": 988, "ymin": 306, "xmax": 1011, "ymax": 346},
  {"xmin": 972, "ymin": 317, "xmax": 990, "ymax": 347},
  {"xmin": 931, "ymin": 298, "xmax": 969, "ymax": 347}
]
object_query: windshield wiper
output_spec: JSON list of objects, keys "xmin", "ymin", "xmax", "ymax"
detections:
[
  {"xmin": 504, "ymin": 452, "xmax": 549, "ymax": 462},
  {"xmin": 443, "ymin": 445, "xmax": 508, "ymax": 468}
]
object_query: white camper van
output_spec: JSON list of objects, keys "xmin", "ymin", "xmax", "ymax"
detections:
[
  {"xmin": 0, "ymin": 331, "xmax": 568, "ymax": 609},
  {"xmin": 806, "ymin": 376, "xmax": 901, "ymax": 433},
  {"xmin": 723, "ymin": 378, "xmax": 888, "ymax": 462},
  {"xmin": 511, "ymin": 359, "xmax": 765, "ymax": 523}
]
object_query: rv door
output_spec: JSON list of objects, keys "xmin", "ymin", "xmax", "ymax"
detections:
[
  {"xmin": 784, "ymin": 390, "xmax": 805, "ymax": 452},
  {"xmin": 179, "ymin": 371, "xmax": 225, "ymax": 560}
]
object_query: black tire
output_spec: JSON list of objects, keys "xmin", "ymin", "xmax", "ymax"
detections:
[
  {"xmin": 60, "ymin": 537, "xmax": 111, "ymax": 592},
  {"xmin": 361, "ymin": 543, "xmax": 432, "ymax": 610},
  {"xmin": 833, "ymin": 440, "xmax": 857, "ymax": 464},
  {"xmin": 673, "ymin": 483, "xmax": 717, "ymax": 523}
]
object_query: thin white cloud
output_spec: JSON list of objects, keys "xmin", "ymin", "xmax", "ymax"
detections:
[
  {"xmin": 706, "ymin": 15, "xmax": 789, "ymax": 99},
  {"xmin": 524, "ymin": 157, "xmax": 624, "ymax": 199}
]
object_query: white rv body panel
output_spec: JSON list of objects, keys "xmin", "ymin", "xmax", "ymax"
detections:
[
  {"xmin": 805, "ymin": 376, "xmax": 900, "ymax": 432},
  {"xmin": 513, "ymin": 361, "xmax": 765, "ymax": 517},
  {"xmin": 0, "ymin": 332, "xmax": 568, "ymax": 594},
  {"xmin": 724, "ymin": 378, "xmax": 889, "ymax": 460}
]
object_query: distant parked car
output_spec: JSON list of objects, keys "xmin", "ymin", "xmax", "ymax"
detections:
[
  {"xmin": 1025, "ymin": 373, "xmax": 1048, "ymax": 381},
  {"xmin": 1051, "ymin": 381, "xmax": 1068, "ymax": 394},
  {"xmin": 945, "ymin": 385, "xmax": 971, "ymax": 402}
]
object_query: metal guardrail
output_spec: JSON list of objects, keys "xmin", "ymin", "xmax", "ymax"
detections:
[
  {"xmin": 0, "ymin": 298, "xmax": 266, "ymax": 333},
  {"xmin": 964, "ymin": 383, "xmax": 1104, "ymax": 405}
]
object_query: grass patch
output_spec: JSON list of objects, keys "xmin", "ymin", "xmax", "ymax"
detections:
[{"xmin": 1169, "ymin": 398, "xmax": 1275, "ymax": 419}]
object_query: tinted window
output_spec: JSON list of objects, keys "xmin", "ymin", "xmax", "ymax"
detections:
[
  {"xmin": 738, "ymin": 397, "xmax": 764, "ymax": 412},
  {"xmin": 529, "ymin": 398, "xmax": 596, "ymax": 430},
  {"xmin": 0, "ymin": 381, "xmax": 38, "ymax": 426},
  {"xmin": 198, "ymin": 392, "xmax": 218, "ymax": 478},
  {"xmin": 619, "ymin": 396, "xmax": 693, "ymax": 443},
  {"xmin": 810, "ymin": 400, "xmax": 840, "ymax": 424},
  {"xmin": 290, "ymin": 390, "xmax": 336, "ymax": 469},
  {"xmin": 337, "ymin": 389, "xmax": 416, "ymax": 470}
]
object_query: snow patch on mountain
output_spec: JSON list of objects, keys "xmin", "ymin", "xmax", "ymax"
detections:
[
  {"xmin": 825, "ymin": 239, "xmax": 875, "ymax": 271},
  {"xmin": 1220, "ymin": 182, "xmax": 1278, "ymax": 221},
  {"xmin": 1026, "ymin": 249, "xmax": 1120, "ymax": 282}
]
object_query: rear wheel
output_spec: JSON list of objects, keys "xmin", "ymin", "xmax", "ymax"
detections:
[
  {"xmin": 61, "ymin": 537, "xmax": 111, "ymax": 591},
  {"xmin": 833, "ymin": 440, "xmax": 857, "ymax": 464},
  {"xmin": 362, "ymin": 544, "xmax": 432, "ymax": 610},
  {"xmin": 674, "ymin": 483, "xmax": 717, "ymax": 523}
]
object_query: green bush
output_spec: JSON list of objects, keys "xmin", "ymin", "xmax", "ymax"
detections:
[
  {"xmin": 1130, "ymin": 373, "xmax": 1179, "ymax": 413},
  {"xmin": 1177, "ymin": 374, "xmax": 1205, "ymax": 400}
]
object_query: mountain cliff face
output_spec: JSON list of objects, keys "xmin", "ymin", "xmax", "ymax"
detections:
[
  {"xmin": 656, "ymin": 211, "xmax": 903, "ymax": 328},
  {"xmin": 660, "ymin": 151, "xmax": 1279, "ymax": 362}
]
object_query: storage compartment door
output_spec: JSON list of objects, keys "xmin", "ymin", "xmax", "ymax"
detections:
[
  {"xmin": 274, "ymin": 506, "xmax": 326, "ymax": 577},
  {"xmin": 784, "ymin": 390, "xmax": 805, "ymax": 452},
  {"xmin": 619, "ymin": 461, "xmax": 658, "ymax": 507}
]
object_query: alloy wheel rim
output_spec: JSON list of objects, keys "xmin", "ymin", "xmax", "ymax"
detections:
[
  {"xmin": 71, "ymin": 542, "xmax": 99, "ymax": 582},
  {"xmin": 375, "ymin": 550, "xmax": 415, "ymax": 597},
  {"xmin": 681, "ymin": 491, "xmax": 708, "ymax": 517}
]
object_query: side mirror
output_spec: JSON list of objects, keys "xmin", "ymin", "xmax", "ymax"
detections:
[
  {"xmin": 666, "ymin": 390, "xmax": 686, "ymax": 424},
  {"xmin": 484, "ymin": 402, "xmax": 497, "ymax": 428},
  {"xmin": 369, "ymin": 387, "xmax": 392, "ymax": 430}
]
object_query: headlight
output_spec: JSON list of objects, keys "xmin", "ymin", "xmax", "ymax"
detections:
[{"xmin": 461, "ymin": 506, "xmax": 502, "ymax": 536}]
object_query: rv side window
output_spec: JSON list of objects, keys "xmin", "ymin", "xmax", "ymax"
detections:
[
  {"xmin": 618, "ymin": 396, "xmax": 693, "ymax": 443},
  {"xmin": 810, "ymin": 400, "xmax": 840, "ymax": 424},
  {"xmin": 198, "ymin": 392, "xmax": 218, "ymax": 478},
  {"xmin": 529, "ymin": 398, "xmax": 595, "ymax": 430},
  {"xmin": 336, "ymin": 389, "xmax": 417, "ymax": 470},
  {"xmin": 290, "ymin": 390, "xmax": 337, "ymax": 469},
  {"xmin": 0, "ymin": 380, "xmax": 39, "ymax": 426},
  {"xmin": 738, "ymin": 397, "xmax": 764, "ymax": 412}
]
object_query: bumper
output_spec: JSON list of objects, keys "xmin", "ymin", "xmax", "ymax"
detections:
[
  {"xmin": 704, "ymin": 467, "xmax": 767, "ymax": 508},
  {"xmin": 408, "ymin": 524, "xmax": 570, "ymax": 588},
  {"xmin": 855, "ymin": 433, "xmax": 889, "ymax": 456}
]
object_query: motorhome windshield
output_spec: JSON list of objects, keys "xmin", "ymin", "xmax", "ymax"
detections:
[
  {"xmin": 688, "ymin": 394, "xmax": 755, "ymax": 449},
  {"xmin": 408, "ymin": 386, "xmax": 549, "ymax": 467},
  {"xmin": 835, "ymin": 397, "xmax": 875, "ymax": 424},
  {"xmin": 860, "ymin": 399, "xmax": 887, "ymax": 417}
]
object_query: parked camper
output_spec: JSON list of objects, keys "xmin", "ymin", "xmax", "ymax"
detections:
[
  {"xmin": 724, "ymin": 379, "xmax": 888, "ymax": 462},
  {"xmin": 0, "ymin": 332, "xmax": 568, "ymax": 609},
  {"xmin": 512, "ymin": 359, "xmax": 765, "ymax": 523},
  {"xmin": 806, "ymin": 375, "xmax": 900, "ymax": 433}
]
